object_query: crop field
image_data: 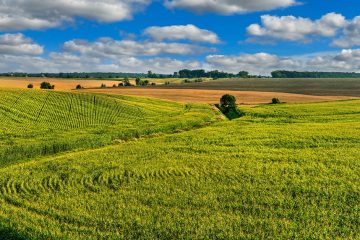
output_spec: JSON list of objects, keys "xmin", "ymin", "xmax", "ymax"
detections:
[
  {"xmin": 85, "ymin": 88, "xmax": 355, "ymax": 105},
  {"xmin": 156, "ymin": 78, "xmax": 360, "ymax": 97},
  {"xmin": 0, "ymin": 88, "xmax": 217, "ymax": 166},
  {"xmin": 0, "ymin": 88, "xmax": 359, "ymax": 239},
  {"xmin": 0, "ymin": 78, "xmax": 123, "ymax": 91}
]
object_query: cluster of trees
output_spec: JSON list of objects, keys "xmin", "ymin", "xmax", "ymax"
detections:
[
  {"xmin": 135, "ymin": 78, "xmax": 150, "ymax": 86},
  {"xmin": 271, "ymin": 71, "xmax": 360, "ymax": 78},
  {"xmin": 1, "ymin": 72, "xmax": 145, "ymax": 79},
  {"xmin": 172, "ymin": 70, "xmax": 250, "ymax": 79},
  {"xmin": 27, "ymin": 82, "xmax": 55, "ymax": 89}
]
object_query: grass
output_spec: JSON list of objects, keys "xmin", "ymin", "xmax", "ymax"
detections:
[
  {"xmin": 0, "ymin": 90, "xmax": 359, "ymax": 239},
  {"xmin": 155, "ymin": 78, "xmax": 360, "ymax": 97},
  {"xmin": 0, "ymin": 88, "xmax": 218, "ymax": 166}
]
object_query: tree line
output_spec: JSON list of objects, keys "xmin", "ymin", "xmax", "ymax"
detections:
[{"xmin": 2, "ymin": 70, "xmax": 360, "ymax": 79}]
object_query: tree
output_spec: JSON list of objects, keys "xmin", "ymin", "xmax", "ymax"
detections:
[
  {"xmin": 219, "ymin": 94, "xmax": 243, "ymax": 120},
  {"xmin": 40, "ymin": 82, "xmax": 54, "ymax": 89},
  {"xmin": 135, "ymin": 78, "xmax": 141, "ymax": 86},
  {"xmin": 220, "ymin": 94, "xmax": 237, "ymax": 112},
  {"xmin": 123, "ymin": 77, "xmax": 131, "ymax": 86},
  {"xmin": 76, "ymin": 84, "xmax": 82, "ymax": 90},
  {"xmin": 237, "ymin": 71, "xmax": 249, "ymax": 78},
  {"xmin": 27, "ymin": 83, "xmax": 34, "ymax": 89}
]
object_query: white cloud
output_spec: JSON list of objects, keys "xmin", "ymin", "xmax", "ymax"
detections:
[
  {"xmin": 164, "ymin": 0, "xmax": 298, "ymax": 14},
  {"xmin": 333, "ymin": 17, "xmax": 360, "ymax": 48},
  {"xmin": 0, "ymin": 54, "xmax": 202, "ymax": 74},
  {"xmin": 206, "ymin": 53, "xmax": 301, "ymax": 75},
  {"xmin": 63, "ymin": 38, "xmax": 215, "ymax": 57},
  {"xmin": 0, "ymin": 0, "xmax": 151, "ymax": 31},
  {"xmin": 307, "ymin": 49, "xmax": 360, "ymax": 71},
  {"xmin": 0, "ymin": 33, "xmax": 43, "ymax": 55},
  {"xmin": 144, "ymin": 24, "xmax": 220, "ymax": 43},
  {"xmin": 205, "ymin": 49, "xmax": 360, "ymax": 75},
  {"xmin": 247, "ymin": 13, "xmax": 347, "ymax": 42}
]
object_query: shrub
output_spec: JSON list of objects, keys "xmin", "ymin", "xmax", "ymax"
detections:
[
  {"xmin": 272, "ymin": 98, "xmax": 281, "ymax": 104},
  {"xmin": 27, "ymin": 84, "xmax": 34, "ymax": 89},
  {"xmin": 118, "ymin": 83, "xmax": 124, "ymax": 87},
  {"xmin": 76, "ymin": 85, "xmax": 82, "ymax": 90},
  {"xmin": 101, "ymin": 84, "xmax": 106, "ymax": 88},
  {"xmin": 113, "ymin": 84, "xmax": 117, "ymax": 88},
  {"xmin": 123, "ymin": 78, "xmax": 132, "ymax": 86},
  {"xmin": 40, "ymin": 82, "xmax": 54, "ymax": 90}
]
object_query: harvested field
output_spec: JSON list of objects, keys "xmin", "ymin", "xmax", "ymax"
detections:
[
  {"xmin": 154, "ymin": 78, "xmax": 360, "ymax": 97},
  {"xmin": 0, "ymin": 77, "xmax": 122, "ymax": 90},
  {"xmin": 84, "ymin": 88, "xmax": 356, "ymax": 105}
]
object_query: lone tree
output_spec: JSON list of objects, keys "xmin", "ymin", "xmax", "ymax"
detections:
[
  {"xmin": 40, "ymin": 82, "xmax": 54, "ymax": 89},
  {"xmin": 27, "ymin": 83, "xmax": 34, "ymax": 89},
  {"xmin": 219, "ymin": 94, "xmax": 243, "ymax": 120},
  {"xmin": 220, "ymin": 94, "xmax": 237, "ymax": 113}
]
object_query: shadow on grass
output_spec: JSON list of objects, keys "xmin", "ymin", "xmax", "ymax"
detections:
[{"xmin": 0, "ymin": 227, "xmax": 28, "ymax": 240}]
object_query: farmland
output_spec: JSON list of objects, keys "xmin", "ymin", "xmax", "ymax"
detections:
[
  {"xmin": 85, "ymin": 88, "xmax": 355, "ymax": 105},
  {"xmin": 0, "ymin": 89, "xmax": 217, "ymax": 166},
  {"xmin": 0, "ymin": 88, "xmax": 359, "ymax": 239},
  {"xmin": 155, "ymin": 78, "xmax": 360, "ymax": 97},
  {"xmin": 0, "ymin": 78, "xmax": 123, "ymax": 91}
]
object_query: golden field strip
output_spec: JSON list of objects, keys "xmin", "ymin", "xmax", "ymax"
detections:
[
  {"xmin": 84, "ymin": 88, "xmax": 356, "ymax": 105},
  {"xmin": 0, "ymin": 77, "xmax": 122, "ymax": 90}
]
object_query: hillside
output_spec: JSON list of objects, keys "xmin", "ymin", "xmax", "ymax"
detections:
[
  {"xmin": 0, "ymin": 89, "xmax": 217, "ymax": 166},
  {"xmin": 0, "ymin": 97, "xmax": 359, "ymax": 239}
]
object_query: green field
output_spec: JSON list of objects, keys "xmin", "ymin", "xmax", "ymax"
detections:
[
  {"xmin": 0, "ymin": 89, "xmax": 359, "ymax": 239},
  {"xmin": 155, "ymin": 78, "xmax": 360, "ymax": 97},
  {"xmin": 0, "ymin": 89, "xmax": 217, "ymax": 166}
]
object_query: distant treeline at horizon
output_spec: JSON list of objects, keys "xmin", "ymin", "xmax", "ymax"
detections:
[{"xmin": 1, "ymin": 70, "xmax": 360, "ymax": 79}]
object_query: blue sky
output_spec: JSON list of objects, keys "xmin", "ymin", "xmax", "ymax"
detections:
[{"xmin": 0, "ymin": 0, "xmax": 359, "ymax": 74}]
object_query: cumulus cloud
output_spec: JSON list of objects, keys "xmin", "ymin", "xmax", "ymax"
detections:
[
  {"xmin": 0, "ymin": 54, "xmax": 202, "ymax": 74},
  {"xmin": 164, "ymin": 0, "xmax": 297, "ymax": 14},
  {"xmin": 63, "ymin": 38, "xmax": 214, "ymax": 57},
  {"xmin": 144, "ymin": 24, "xmax": 220, "ymax": 43},
  {"xmin": 332, "ymin": 17, "xmax": 360, "ymax": 48},
  {"xmin": 2, "ymin": 49, "xmax": 360, "ymax": 75},
  {"xmin": 0, "ymin": 0, "xmax": 151, "ymax": 31},
  {"xmin": 247, "ymin": 13, "xmax": 347, "ymax": 42},
  {"xmin": 206, "ymin": 53, "xmax": 301, "ymax": 75},
  {"xmin": 206, "ymin": 49, "xmax": 360, "ymax": 75},
  {"xmin": 307, "ymin": 49, "xmax": 360, "ymax": 71},
  {"xmin": 0, "ymin": 33, "xmax": 43, "ymax": 55}
]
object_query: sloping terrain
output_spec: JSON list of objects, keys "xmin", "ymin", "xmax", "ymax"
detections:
[
  {"xmin": 0, "ymin": 89, "xmax": 217, "ymax": 166},
  {"xmin": 0, "ymin": 96, "xmax": 359, "ymax": 239}
]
